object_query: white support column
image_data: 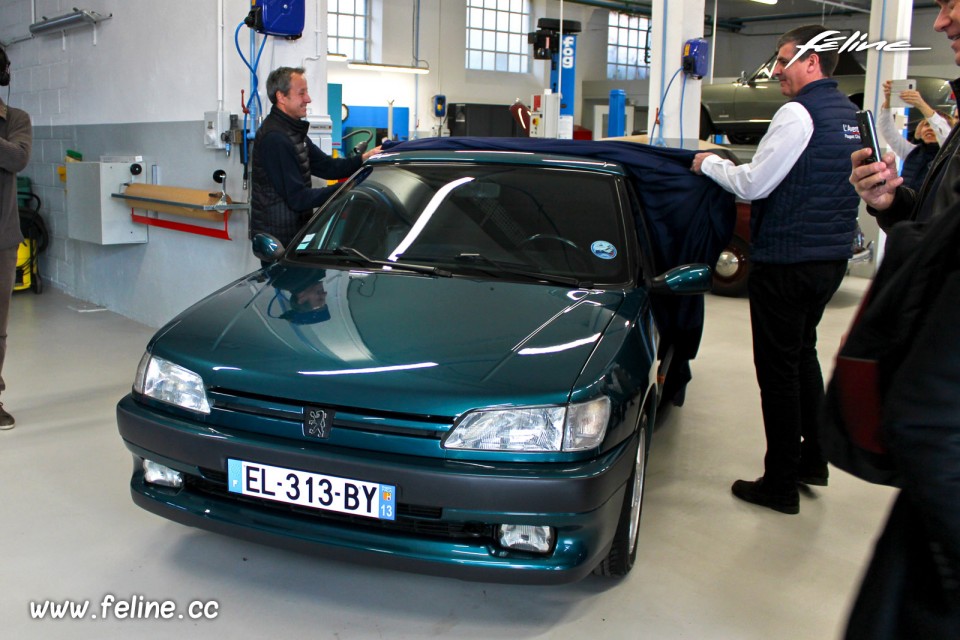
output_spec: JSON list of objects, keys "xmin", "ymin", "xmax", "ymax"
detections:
[
  {"xmin": 857, "ymin": 0, "xmax": 914, "ymax": 274},
  {"xmin": 863, "ymin": 0, "xmax": 913, "ymax": 126},
  {"xmin": 647, "ymin": 0, "xmax": 705, "ymax": 150}
]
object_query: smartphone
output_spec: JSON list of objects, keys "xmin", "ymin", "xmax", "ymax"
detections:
[
  {"xmin": 889, "ymin": 79, "xmax": 917, "ymax": 108},
  {"xmin": 856, "ymin": 109, "xmax": 883, "ymax": 165}
]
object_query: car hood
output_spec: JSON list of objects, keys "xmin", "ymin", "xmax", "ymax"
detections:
[{"xmin": 151, "ymin": 266, "xmax": 627, "ymax": 417}]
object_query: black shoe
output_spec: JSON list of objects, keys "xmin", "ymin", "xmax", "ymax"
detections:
[
  {"xmin": 731, "ymin": 478, "xmax": 799, "ymax": 514},
  {"xmin": 0, "ymin": 403, "xmax": 14, "ymax": 430},
  {"xmin": 798, "ymin": 464, "xmax": 829, "ymax": 487}
]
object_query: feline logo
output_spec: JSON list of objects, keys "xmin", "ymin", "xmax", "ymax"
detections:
[
  {"xmin": 303, "ymin": 407, "xmax": 332, "ymax": 439},
  {"xmin": 787, "ymin": 30, "xmax": 929, "ymax": 69}
]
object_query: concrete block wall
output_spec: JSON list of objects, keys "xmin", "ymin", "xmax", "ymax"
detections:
[{"xmin": 1, "ymin": 0, "xmax": 306, "ymax": 327}]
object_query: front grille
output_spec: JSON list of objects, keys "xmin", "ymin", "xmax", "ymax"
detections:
[
  {"xmin": 207, "ymin": 388, "xmax": 450, "ymax": 440},
  {"xmin": 190, "ymin": 469, "xmax": 493, "ymax": 541}
]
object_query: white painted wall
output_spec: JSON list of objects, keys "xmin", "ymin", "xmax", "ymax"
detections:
[
  {"xmin": 0, "ymin": 1, "xmax": 578, "ymax": 132},
  {"xmin": 3, "ymin": 2, "xmax": 953, "ymax": 132},
  {"xmin": 0, "ymin": 0, "xmax": 956, "ymax": 327},
  {"xmin": 327, "ymin": 1, "xmax": 591, "ymax": 138}
]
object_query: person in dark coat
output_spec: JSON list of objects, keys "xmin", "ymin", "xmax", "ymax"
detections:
[
  {"xmin": 250, "ymin": 66, "xmax": 380, "ymax": 250},
  {"xmin": 846, "ymin": 1, "xmax": 960, "ymax": 636},
  {"xmin": 0, "ymin": 45, "xmax": 32, "ymax": 430},
  {"xmin": 838, "ymin": 182, "xmax": 960, "ymax": 640}
]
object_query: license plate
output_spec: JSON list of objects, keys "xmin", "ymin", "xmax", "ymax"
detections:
[{"xmin": 227, "ymin": 459, "xmax": 396, "ymax": 521}]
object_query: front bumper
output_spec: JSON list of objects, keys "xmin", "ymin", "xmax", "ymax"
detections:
[{"xmin": 117, "ymin": 395, "xmax": 638, "ymax": 584}]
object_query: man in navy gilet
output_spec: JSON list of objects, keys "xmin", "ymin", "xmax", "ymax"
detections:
[
  {"xmin": 692, "ymin": 25, "xmax": 861, "ymax": 514},
  {"xmin": 251, "ymin": 67, "xmax": 381, "ymax": 252}
]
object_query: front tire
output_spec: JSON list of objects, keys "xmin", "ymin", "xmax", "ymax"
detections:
[{"xmin": 594, "ymin": 414, "xmax": 649, "ymax": 577}]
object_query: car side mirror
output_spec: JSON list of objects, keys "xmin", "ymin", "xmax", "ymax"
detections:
[
  {"xmin": 649, "ymin": 264, "xmax": 712, "ymax": 295},
  {"xmin": 252, "ymin": 233, "xmax": 284, "ymax": 263},
  {"xmin": 738, "ymin": 70, "xmax": 747, "ymax": 84}
]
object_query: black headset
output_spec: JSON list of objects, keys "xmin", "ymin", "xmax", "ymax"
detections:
[{"xmin": 0, "ymin": 46, "xmax": 10, "ymax": 87}]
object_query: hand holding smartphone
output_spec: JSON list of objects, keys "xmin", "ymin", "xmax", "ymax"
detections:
[
  {"xmin": 856, "ymin": 109, "xmax": 883, "ymax": 164},
  {"xmin": 855, "ymin": 109, "xmax": 886, "ymax": 188}
]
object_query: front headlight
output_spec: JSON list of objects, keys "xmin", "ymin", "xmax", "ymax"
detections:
[
  {"xmin": 133, "ymin": 351, "xmax": 211, "ymax": 414},
  {"xmin": 444, "ymin": 397, "xmax": 610, "ymax": 452}
]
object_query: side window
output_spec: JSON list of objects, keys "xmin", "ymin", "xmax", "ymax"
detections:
[
  {"xmin": 752, "ymin": 55, "xmax": 778, "ymax": 83},
  {"xmin": 623, "ymin": 181, "xmax": 650, "ymax": 280}
]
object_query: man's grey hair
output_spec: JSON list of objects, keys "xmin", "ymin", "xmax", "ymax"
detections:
[
  {"xmin": 266, "ymin": 66, "xmax": 306, "ymax": 105},
  {"xmin": 777, "ymin": 25, "xmax": 838, "ymax": 77}
]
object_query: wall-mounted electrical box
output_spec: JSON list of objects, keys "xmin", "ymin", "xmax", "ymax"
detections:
[
  {"xmin": 432, "ymin": 94, "xmax": 447, "ymax": 119},
  {"xmin": 307, "ymin": 114, "xmax": 333, "ymax": 155},
  {"xmin": 67, "ymin": 158, "xmax": 150, "ymax": 244},
  {"xmin": 682, "ymin": 38, "xmax": 709, "ymax": 79},
  {"xmin": 529, "ymin": 91, "xmax": 561, "ymax": 138},
  {"xmin": 204, "ymin": 111, "xmax": 231, "ymax": 150}
]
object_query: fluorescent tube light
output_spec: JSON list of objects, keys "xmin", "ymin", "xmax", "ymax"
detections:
[
  {"xmin": 749, "ymin": 0, "xmax": 778, "ymax": 5},
  {"xmin": 29, "ymin": 9, "xmax": 112, "ymax": 35},
  {"xmin": 347, "ymin": 61, "xmax": 430, "ymax": 75}
]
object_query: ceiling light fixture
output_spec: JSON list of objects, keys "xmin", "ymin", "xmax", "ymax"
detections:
[
  {"xmin": 748, "ymin": 0, "xmax": 778, "ymax": 5},
  {"xmin": 347, "ymin": 61, "xmax": 430, "ymax": 75}
]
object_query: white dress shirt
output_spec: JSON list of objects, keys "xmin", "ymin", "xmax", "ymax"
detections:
[{"xmin": 701, "ymin": 102, "xmax": 814, "ymax": 201}]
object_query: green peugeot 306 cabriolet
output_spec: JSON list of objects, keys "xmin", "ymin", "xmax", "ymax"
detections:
[{"xmin": 117, "ymin": 139, "xmax": 730, "ymax": 584}]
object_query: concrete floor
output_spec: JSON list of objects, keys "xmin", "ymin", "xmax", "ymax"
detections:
[{"xmin": 0, "ymin": 277, "xmax": 896, "ymax": 640}]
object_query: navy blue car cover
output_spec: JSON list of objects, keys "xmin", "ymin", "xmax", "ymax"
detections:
[{"xmin": 382, "ymin": 137, "xmax": 736, "ymax": 402}]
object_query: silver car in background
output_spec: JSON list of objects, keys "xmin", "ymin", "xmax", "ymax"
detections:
[{"xmin": 701, "ymin": 51, "xmax": 954, "ymax": 145}]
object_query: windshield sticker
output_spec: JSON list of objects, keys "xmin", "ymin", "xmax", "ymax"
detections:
[
  {"xmin": 591, "ymin": 241, "xmax": 617, "ymax": 260},
  {"xmin": 297, "ymin": 234, "xmax": 316, "ymax": 251}
]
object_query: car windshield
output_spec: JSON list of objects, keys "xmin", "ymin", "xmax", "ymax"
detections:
[{"xmin": 292, "ymin": 162, "xmax": 634, "ymax": 286}]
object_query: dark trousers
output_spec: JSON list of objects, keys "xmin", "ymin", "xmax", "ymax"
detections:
[
  {"xmin": 0, "ymin": 247, "xmax": 18, "ymax": 395},
  {"xmin": 748, "ymin": 260, "xmax": 847, "ymax": 491}
]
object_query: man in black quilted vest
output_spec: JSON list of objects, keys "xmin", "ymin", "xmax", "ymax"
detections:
[
  {"xmin": 250, "ymin": 66, "xmax": 380, "ymax": 249},
  {"xmin": 692, "ymin": 25, "xmax": 861, "ymax": 514}
]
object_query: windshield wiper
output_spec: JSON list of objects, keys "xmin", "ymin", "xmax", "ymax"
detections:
[
  {"xmin": 297, "ymin": 246, "xmax": 451, "ymax": 277},
  {"xmin": 452, "ymin": 252, "xmax": 588, "ymax": 287}
]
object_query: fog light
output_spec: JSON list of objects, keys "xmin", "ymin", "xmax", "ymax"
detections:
[
  {"xmin": 497, "ymin": 524, "xmax": 555, "ymax": 554},
  {"xmin": 143, "ymin": 459, "xmax": 183, "ymax": 489}
]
